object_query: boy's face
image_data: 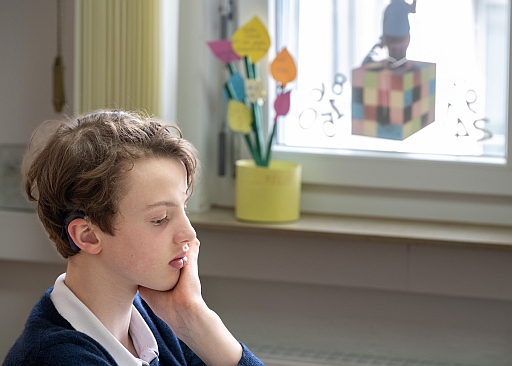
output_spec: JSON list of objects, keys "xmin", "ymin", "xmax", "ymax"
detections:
[{"xmin": 95, "ymin": 157, "xmax": 196, "ymax": 292}]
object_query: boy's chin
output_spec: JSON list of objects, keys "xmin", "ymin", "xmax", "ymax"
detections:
[
  {"xmin": 166, "ymin": 271, "xmax": 181, "ymax": 290},
  {"xmin": 139, "ymin": 276, "xmax": 180, "ymax": 292},
  {"xmin": 165, "ymin": 279, "xmax": 179, "ymax": 291}
]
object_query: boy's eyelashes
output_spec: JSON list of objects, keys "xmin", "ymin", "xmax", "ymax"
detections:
[
  {"xmin": 151, "ymin": 216, "xmax": 169, "ymax": 226},
  {"xmin": 149, "ymin": 206, "xmax": 189, "ymax": 225}
]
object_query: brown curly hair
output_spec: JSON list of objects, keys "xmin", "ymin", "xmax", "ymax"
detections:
[{"xmin": 23, "ymin": 110, "xmax": 198, "ymax": 258}]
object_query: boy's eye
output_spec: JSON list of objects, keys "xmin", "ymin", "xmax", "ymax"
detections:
[{"xmin": 152, "ymin": 216, "xmax": 168, "ymax": 226}]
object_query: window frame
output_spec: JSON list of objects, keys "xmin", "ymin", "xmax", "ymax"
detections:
[{"xmin": 267, "ymin": 0, "xmax": 512, "ymax": 197}]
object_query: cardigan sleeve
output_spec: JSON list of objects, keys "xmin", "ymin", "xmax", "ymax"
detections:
[{"xmin": 238, "ymin": 343, "xmax": 265, "ymax": 366}]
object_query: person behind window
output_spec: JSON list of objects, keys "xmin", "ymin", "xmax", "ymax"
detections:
[{"xmin": 3, "ymin": 110, "xmax": 263, "ymax": 366}]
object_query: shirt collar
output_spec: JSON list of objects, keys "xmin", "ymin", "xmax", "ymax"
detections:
[{"xmin": 50, "ymin": 273, "xmax": 159, "ymax": 366}]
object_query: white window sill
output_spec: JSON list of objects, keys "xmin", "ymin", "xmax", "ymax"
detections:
[{"xmin": 188, "ymin": 206, "xmax": 512, "ymax": 252}]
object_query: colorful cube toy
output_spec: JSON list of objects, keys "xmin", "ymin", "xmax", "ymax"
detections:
[{"xmin": 351, "ymin": 60, "xmax": 436, "ymax": 140}]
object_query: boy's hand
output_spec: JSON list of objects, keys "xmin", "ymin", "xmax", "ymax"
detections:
[
  {"xmin": 139, "ymin": 238, "xmax": 204, "ymax": 322},
  {"xmin": 138, "ymin": 239, "xmax": 242, "ymax": 366}
]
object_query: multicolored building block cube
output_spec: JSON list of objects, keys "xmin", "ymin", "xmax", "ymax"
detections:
[{"xmin": 352, "ymin": 61, "xmax": 436, "ymax": 140}]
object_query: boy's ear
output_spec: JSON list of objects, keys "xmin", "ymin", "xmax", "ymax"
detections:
[{"xmin": 67, "ymin": 219, "xmax": 101, "ymax": 255}]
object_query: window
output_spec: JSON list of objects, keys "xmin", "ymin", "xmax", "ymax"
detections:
[
  {"xmin": 269, "ymin": 0, "xmax": 508, "ymax": 158},
  {"xmin": 261, "ymin": 0, "xmax": 512, "ymax": 225}
]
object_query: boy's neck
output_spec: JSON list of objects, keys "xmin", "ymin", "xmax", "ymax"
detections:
[{"xmin": 64, "ymin": 259, "xmax": 138, "ymax": 354}]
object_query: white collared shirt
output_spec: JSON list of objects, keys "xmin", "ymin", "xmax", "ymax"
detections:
[{"xmin": 50, "ymin": 273, "xmax": 159, "ymax": 366}]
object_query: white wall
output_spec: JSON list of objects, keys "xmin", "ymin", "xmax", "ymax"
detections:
[{"xmin": 0, "ymin": 0, "xmax": 75, "ymax": 144}]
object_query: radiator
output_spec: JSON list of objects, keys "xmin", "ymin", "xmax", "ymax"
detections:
[{"xmin": 250, "ymin": 344, "xmax": 486, "ymax": 366}]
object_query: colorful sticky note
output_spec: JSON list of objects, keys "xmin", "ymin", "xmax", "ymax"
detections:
[
  {"xmin": 274, "ymin": 91, "xmax": 291, "ymax": 122},
  {"xmin": 270, "ymin": 48, "xmax": 297, "ymax": 87},
  {"xmin": 223, "ymin": 73, "xmax": 246, "ymax": 101},
  {"xmin": 207, "ymin": 40, "xmax": 241, "ymax": 63},
  {"xmin": 228, "ymin": 100, "xmax": 252, "ymax": 134},
  {"xmin": 245, "ymin": 79, "xmax": 266, "ymax": 104},
  {"xmin": 232, "ymin": 16, "xmax": 270, "ymax": 62}
]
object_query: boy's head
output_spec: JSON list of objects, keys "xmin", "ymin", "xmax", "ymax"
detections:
[{"xmin": 23, "ymin": 110, "xmax": 198, "ymax": 258}]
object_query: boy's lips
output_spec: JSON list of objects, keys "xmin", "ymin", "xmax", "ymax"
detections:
[{"xmin": 170, "ymin": 251, "xmax": 188, "ymax": 269}]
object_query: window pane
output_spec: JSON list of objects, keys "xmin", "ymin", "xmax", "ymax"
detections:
[{"xmin": 271, "ymin": 0, "xmax": 510, "ymax": 160}]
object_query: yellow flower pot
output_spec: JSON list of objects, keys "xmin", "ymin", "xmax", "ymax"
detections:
[{"xmin": 235, "ymin": 159, "xmax": 302, "ymax": 222}]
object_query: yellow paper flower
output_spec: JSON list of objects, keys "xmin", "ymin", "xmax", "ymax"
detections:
[
  {"xmin": 232, "ymin": 16, "xmax": 270, "ymax": 63},
  {"xmin": 228, "ymin": 100, "xmax": 253, "ymax": 134}
]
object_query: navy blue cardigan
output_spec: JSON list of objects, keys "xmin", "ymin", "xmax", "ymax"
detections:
[{"xmin": 3, "ymin": 288, "xmax": 263, "ymax": 366}]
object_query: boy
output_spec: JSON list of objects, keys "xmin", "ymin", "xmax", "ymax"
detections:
[{"xmin": 3, "ymin": 110, "xmax": 263, "ymax": 365}]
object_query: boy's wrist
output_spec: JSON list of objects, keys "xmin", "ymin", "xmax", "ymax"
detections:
[
  {"xmin": 168, "ymin": 306, "xmax": 242, "ymax": 365},
  {"xmin": 163, "ymin": 300, "xmax": 210, "ymax": 335}
]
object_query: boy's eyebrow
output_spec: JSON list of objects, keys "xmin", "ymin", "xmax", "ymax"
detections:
[{"xmin": 143, "ymin": 201, "xmax": 178, "ymax": 211}]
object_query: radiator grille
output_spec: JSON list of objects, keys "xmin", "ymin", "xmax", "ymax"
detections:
[{"xmin": 250, "ymin": 344, "xmax": 486, "ymax": 366}]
